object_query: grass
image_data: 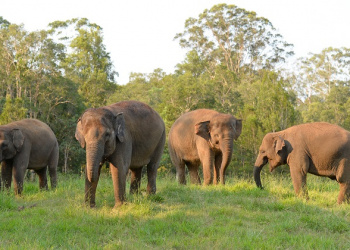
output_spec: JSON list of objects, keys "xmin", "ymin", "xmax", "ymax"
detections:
[{"xmin": 1, "ymin": 172, "xmax": 350, "ymax": 249}]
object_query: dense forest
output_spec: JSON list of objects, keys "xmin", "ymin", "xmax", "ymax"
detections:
[{"xmin": 1, "ymin": 4, "xmax": 349, "ymax": 175}]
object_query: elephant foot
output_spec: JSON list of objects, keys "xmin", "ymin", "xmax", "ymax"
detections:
[
  {"xmin": 113, "ymin": 201, "xmax": 124, "ymax": 209},
  {"xmin": 85, "ymin": 201, "xmax": 96, "ymax": 208}
]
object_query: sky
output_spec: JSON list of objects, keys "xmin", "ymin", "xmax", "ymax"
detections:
[{"xmin": 2, "ymin": 0, "xmax": 350, "ymax": 85}]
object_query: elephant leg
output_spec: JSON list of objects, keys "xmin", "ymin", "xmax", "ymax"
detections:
[
  {"xmin": 335, "ymin": 160, "xmax": 350, "ymax": 204},
  {"xmin": 214, "ymin": 154, "xmax": 222, "ymax": 185},
  {"xmin": 12, "ymin": 167, "xmax": 26, "ymax": 196},
  {"xmin": 290, "ymin": 166, "xmax": 308, "ymax": 199},
  {"xmin": 85, "ymin": 165, "xmax": 102, "ymax": 208},
  {"xmin": 1, "ymin": 161, "xmax": 13, "ymax": 191},
  {"xmin": 146, "ymin": 163, "xmax": 157, "ymax": 195},
  {"xmin": 110, "ymin": 164, "xmax": 127, "ymax": 208},
  {"xmin": 145, "ymin": 132, "xmax": 164, "ymax": 194},
  {"xmin": 187, "ymin": 161, "xmax": 201, "ymax": 185},
  {"xmin": 170, "ymin": 149, "xmax": 186, "ymax": 184},
  {"xmin": 12, "ymin": 156, "xmax": 29, "ymax": 195},
  {"xmin": 35, "ymin": 167, "xmax": 48, "ymax": 190},
  {"xmin": 198, "ymin": 147, "xmax": 214, "ymax": 185},
  {"xmin": 48, "ymin": 145, "xmax": 59, "ymax": 189},
  {"xmin": 130, "ymin": 167, "xmax": 142, "ymax": 194},
  {"xmin": 176, "ymin": 160, "xmax": 186, "ymax": 185},
  {"xmin": 337, "ymin": 182, "xmax": 350, "ymax": 204}
]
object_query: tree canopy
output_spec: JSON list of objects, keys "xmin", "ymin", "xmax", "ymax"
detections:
[{"xmin": 0, "ymin": 4, "xmax": 349, "ymax": 174}]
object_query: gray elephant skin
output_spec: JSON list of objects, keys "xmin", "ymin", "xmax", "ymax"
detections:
[
  {"xmin": 75, "ymin": 100, "xmax": 166, "ymax": 208},
  {"xmin": 0, "ymin": 119, "xmax": 58, "ymax": 194},
  {"xmin": 168, "ymin": 109, "xmax": 242, "ymax": 185},
  {"xmin": 254, "ymin": 122, "xmax": 350, "ymax": 204}
]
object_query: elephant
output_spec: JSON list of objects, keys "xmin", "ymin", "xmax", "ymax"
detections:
[
  {"xmin": 168, "ymin": 109, "xmax": 242, "ymax": 185},
  {"xmin": 75, "ymin": 100, "xmax": 165, "ymax": 208},
  {"xmin": 0, "ymin": 119, "xmax": 58, "ymax": 195},
  {"xmin": 254, "ymin": 122, "xmax": 350, "ymax": 204}
]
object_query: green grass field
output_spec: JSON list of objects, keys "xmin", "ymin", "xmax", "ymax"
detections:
[{"xmin": 1, "ymin": 172, "xmax": 350, "ymax": 249}]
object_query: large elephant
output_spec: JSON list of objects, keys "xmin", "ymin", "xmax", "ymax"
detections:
[
  {"xmin": 0, "ymin": 119, "xmax": 58, "ymax": 194},
  {"xmin": 254, "ymin": 122, "xmax": 350, "ymax": 204},
  {"xmin": 75, "ymin": 100, "xmax": 165, "ymax": 208},
  {"xmin": 168, "ymin": 109, "xmax": 242, "ymax": 185}
]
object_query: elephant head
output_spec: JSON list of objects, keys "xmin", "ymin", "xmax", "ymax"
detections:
[
  {"xmin": 195, "ymin": 114, "xmax": 242, "ymax": 175},
  {"xmin": 0, "ymin": 129, "xmax": 24, "ymax": 162},
  {"xmin": 254, "ymin": 133, "xmax": 289, "ymax": 189},
  {"xmin": 75, "ymin": 108, "xmax": 125, "ymax": 183}
]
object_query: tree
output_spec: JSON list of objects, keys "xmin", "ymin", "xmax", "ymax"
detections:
[
  {"xmin": 294, "ymin": 47, "xmax": 350, "ymax": 130},
  {"xmin": 175, "ymin": 4, "xmax": 294, "ymax": 77},
  {"xmin": 233, "ymin": 70, "xmax": 299, "ymax": 171},
  {"xmin": 49, "ymin": 18, "xmax": 118, "ymax": 108},
  {"xmin": 175, "ymin": 4, "xmax": 294, "ymax": 115},
  {"xmin": 295, "ymin": 47, "xmax": 350, "ymax": 101},
  {"xmin": 0, "ymin": 97, "xmax": 27, "ymax": 124}
]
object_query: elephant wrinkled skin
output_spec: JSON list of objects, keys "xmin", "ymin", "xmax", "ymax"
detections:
[
  {"xmin": 75, "ymin": 100, "xmax": 165, "ymax": 208},
  {"xmin": 168, "ymin": 109, "xmax": 242, "ymax": 185},
  {"xmin": 254, "ymin": 122, "xmax": 350, "ymax": 204},
  {"xmin": 0, "ymin": 119, "xmax": 58, "ymax": 194}
]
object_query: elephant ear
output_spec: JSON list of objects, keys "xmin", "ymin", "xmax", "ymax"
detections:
[
  {"xmin": 234, "ymin": 119, "xmax": 243, "ymax": 140},
  {"xmin": 115, "ymin": 113, "xmax": 125, "ymax": 142},
  {"xmin": 75, "ymin": 118, "xmax": 86, "ymax": 148},
  {"xmin": 195, "ymin": 121, "xmax": 210, "ymax": 141},
  {"xmin": 273, "ymin": 136, "xmax": 285, "ymax": 154},
  {"xmin": 11, "ymin": 129, "xmax": 24, "ymax": 152}
]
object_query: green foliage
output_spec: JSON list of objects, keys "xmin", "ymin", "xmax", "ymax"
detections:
[
  {"xmin": 49, "ymin": 18, "xmax": 118, "ymax": 108},
  {"xmin": 294, "ymin": 47, "xmax": 350, "ymax": 130},
  {"xmin": 0, "ymin": 16, "xmax": 115, "ymax": 172},
  {"xmin": 0, "ymin": 97, "xmax": 27, "ymax": 124},
  {"xmin": 175, "ymin": 4, "xmax": 294, "ymax": 76},
  {"xmin": 0, "ymin": 3, "xmax": 350, "ymax": 176}
]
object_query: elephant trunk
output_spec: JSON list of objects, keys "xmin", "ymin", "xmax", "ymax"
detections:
[
  {"xmin": 86, "ymin": 142, "xmax": 104, "ymax": 183},
  {"xmin": 219, "ymin": 139, "xmax": 233, "ymax": 184},
  {"xmin": 254, "ymin": 166, "xmax": 264, "ymax": 189},
  {"xmin": 254, "ymin": 155, "xmax": 267, "ymax": 189}
]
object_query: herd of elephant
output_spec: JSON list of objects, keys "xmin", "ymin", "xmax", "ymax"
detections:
[{"xmin": 1, "ymin": 100, "xmax": 350, "ymax": 208}]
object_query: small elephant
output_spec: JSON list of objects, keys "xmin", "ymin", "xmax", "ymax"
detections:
[
  {"xmin": 254, "ymin": 122, "xmax": 350, "ymax": 204},
  {"xmin": 75, "ymin": 100, "xmax": 165, "ymax": 208},
  {"xmin": 0, "ymin": 119, "xmax": 58, "ymax": 194},
  {"xmin": 168, "ymin": 109, "xmax": 242, "ymax": 185}
]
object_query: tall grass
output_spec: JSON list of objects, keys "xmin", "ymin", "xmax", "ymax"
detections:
[{"xmin": 0, "ymin": 172, "xmax": 349, "ymax": 249}]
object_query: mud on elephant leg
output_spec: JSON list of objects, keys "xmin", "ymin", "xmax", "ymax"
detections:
[
  {"xmin": 35, "ymin": 167, "xmax": 49, "ymax": 190},
  {"xmin": 130, "ymin": 167, "xmax": 142, "ymax": 194}
]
